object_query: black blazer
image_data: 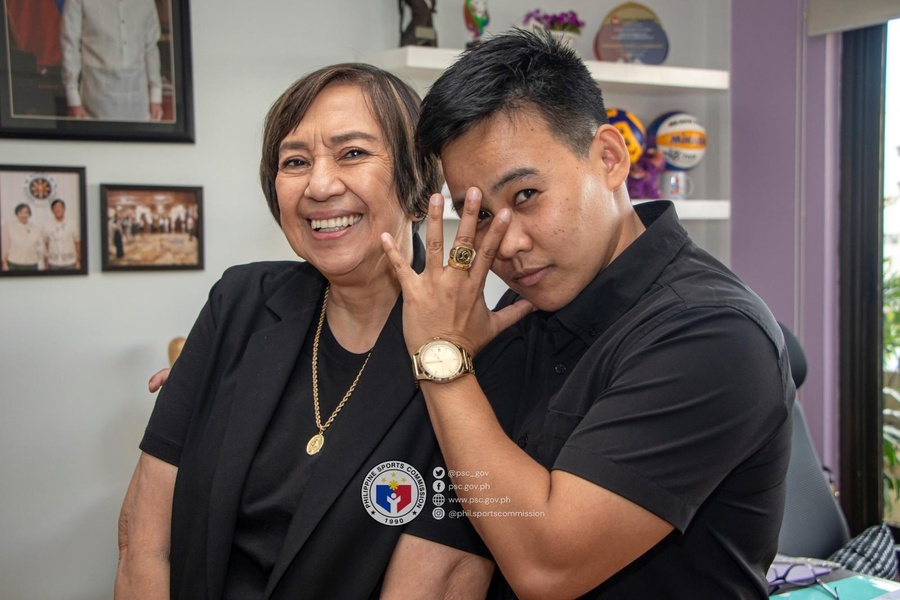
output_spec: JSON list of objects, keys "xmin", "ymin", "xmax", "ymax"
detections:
[{"xmin": 142, "ymin": 247, "xmax": 486, "ymax": 599}]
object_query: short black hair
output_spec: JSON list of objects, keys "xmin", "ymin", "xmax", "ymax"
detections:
[
  {"xmin": 51, "ymin": 199, "xmax": 66, "ymax": 210},
  {"xmin": 417, "ymin": 28, "xmax": 608, "ymax": 161},
  {"xmin": 14, "ymin": 203, "xmax": 31, "ymax": 216}
]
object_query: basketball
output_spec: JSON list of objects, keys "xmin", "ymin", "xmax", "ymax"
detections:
[
  {"xmin": 646, "ymin": 111, "xmax": 707, "ymax": 170},
  {"xmin": 606, "ymin": 108, "xmax": 646, "ymax": 164}
]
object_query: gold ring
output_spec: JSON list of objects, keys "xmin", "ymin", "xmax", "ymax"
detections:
[{"xmin": 448, "ymin": 245, "xmax": 476, "ymax": 270}]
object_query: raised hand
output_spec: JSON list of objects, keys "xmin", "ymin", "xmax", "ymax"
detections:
[{"xmin": 381, "ymin": 187, "xmax": 533, "ymax": 357}]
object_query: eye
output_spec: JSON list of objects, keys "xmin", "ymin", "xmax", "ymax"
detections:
[
  {"xmin": 279, "ymin": 156, "xmax": 309, "ymax": 172},
  {"xmin": 343, "ymin": 148, "xmax": 369, "ymax": 159},
  {"xmin": 475, "ymin": 209, "xmax": 493, "ymax": 230},
  {"xmin": 514, "ymin": 189, "xmax": 537, "ymax": 205}
]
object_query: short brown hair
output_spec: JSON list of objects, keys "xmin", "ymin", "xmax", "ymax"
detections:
[{"xmin": 260, "ymin": 63, "xmax": 441, "ymax": 232}]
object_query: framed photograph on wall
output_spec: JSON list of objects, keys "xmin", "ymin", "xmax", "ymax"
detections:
[
  {"xmin": 0, "ymin": 164, "xmax": 87, "ymax": 277},
  {"xmin": 100, "ymin": 184, "xmax": 203, "ymax": 271},
  {"xmin": 0, "ymin": 0, "xmax": 194, "ymax": 143}
]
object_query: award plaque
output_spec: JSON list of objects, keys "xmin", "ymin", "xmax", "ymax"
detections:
[{"xmin": 594, "ymin": 2, "xmax": 668, "ymax": 64}]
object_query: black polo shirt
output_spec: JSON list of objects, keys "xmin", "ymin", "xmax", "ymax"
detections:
[{"xmin": 486, "ymin": 201, "xmax": 794, "ymax": 599}]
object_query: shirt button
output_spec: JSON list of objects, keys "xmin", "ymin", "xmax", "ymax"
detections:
[
  {"xmin": 517, "ymin": 435, "xmax": 528, "ymax": 448},
  {"xmin": 589, "ymin": 327, "xmax": 598, "ymax": 337},
  {"xmin": 554, "ymin": 363, "xmax": 567, "ymax": 374}
]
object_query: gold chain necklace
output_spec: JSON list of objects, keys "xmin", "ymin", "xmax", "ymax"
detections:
[{"xmin": 306, "ymin": 286, "xmax": 372, "ymax": 455}]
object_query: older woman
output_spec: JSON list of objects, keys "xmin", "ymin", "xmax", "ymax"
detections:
[{"xmin": 113, "ymin": 64, "xmax": 509, "ymax": 599}]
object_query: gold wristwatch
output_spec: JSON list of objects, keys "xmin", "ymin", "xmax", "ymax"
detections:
[{"xmin": 412, "ymin": 339, "xmax": 474, "ymax": 383}]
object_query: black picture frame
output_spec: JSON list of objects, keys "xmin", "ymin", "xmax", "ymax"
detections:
[
  {"xmin": 0, "ymin": 0, "xmax": 194, "ymax": 143},
  {"xmin": 100, "ymin": 183, "xmax": 203, "ymax": 271},
  {"xmin": 0, "ymin": 164, "xmax": 87, "ymax": 276}
]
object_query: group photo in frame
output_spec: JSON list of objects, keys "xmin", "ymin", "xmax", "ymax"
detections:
[
  {"xmin": 101, "ymin": 183, "xmax": 203, "ymax": 271},
  {"xmin": 0, "ymin": 164, "xmax": 87, "ymax": 277},
  {"xmin": 0, "ymin": 0, "xmax": 194, "ymax": 142}
]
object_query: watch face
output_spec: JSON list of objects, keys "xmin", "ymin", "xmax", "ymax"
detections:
[{"xmin": 421, "ymin": 341, "xmax": 463, "ymax": 379}]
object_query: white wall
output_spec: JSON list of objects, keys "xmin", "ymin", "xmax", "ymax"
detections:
[{"xmin": 0, "ymin": 2, "xmax": 727, "ymax": 598}]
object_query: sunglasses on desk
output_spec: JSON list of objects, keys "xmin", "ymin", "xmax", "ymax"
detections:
[{"xmin": 767, "ymin": 563, "xmax": 840, "ymax": 598}]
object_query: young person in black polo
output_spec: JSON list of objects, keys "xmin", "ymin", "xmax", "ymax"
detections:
[{"xmin": 382, "ymin": 30, "xmax": 793, "ymax": 599}]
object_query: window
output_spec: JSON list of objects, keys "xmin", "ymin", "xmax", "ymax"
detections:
[
  {"xmin": 838, "ymin": 22, "xmax": 887, "ymax": 532},
  {"xmin": 883, "ymin": 18, "xmax": 900, "ymax": 524}
]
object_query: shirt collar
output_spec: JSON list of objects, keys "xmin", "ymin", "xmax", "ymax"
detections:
[{"xmin": 547, "ymin": 200, "xmax": 689, "ymax": 345}]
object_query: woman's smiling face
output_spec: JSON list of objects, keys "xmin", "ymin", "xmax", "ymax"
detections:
[{"xmin": 275, "ymin": 83, "xmax": 414, "ymax": 284}]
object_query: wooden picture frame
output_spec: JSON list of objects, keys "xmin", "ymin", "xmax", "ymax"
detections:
[
  {"xmin": 0, "ymin": 0, "xmax": 194, "ymax": 142},
  {"xmin": 0, "ymin": 164, "xmax": 87, "ymax": 276},
  {"xmin": 100, "ymin": 183, "xmax": 203, "ymax": 271}
]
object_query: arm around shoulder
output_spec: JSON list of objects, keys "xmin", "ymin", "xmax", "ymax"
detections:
[{"xmin": 114, "ymin": 452, "xmax": 177, "ymax": 600}]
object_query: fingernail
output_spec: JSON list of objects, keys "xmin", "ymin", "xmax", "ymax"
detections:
[
  {"xmin": 499, "ymin": 209, "xmax": 511, "ymax": 223},
  {"xmin": 431, "ymin": 195, "xmax": 442, "ymax": 206}
]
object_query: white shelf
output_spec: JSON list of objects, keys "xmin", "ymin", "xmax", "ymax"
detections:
[
  {"xmin": 585, "ymin": 61, "xmax": 728, "ymax": 94},
  {"xmin": 364, "ymin": 46, "xmax": 729, "ymax": 94},
  {"xmin": 665, "ymin": 199, "xmax": 730, "ymax": 221},
  {"xmin": 368, "ymin": 46, "xmax": 732, "ymax": 225},
  {"xmin": 631, "ymin": 199, "xmax": 732, "ymax": 221},
  {"xmin": 364, "ymin": 47, "xmax": 462, "ymax": 81}
]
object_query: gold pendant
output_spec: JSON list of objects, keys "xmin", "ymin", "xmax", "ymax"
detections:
[{"xmin": 306, "ymin": 433, "xmax": 325, "ymax": 455}]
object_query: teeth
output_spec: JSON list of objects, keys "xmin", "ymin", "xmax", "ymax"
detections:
[{"xmin": 311, "ymin": 214, "xmax": 362, "ymax": 232}]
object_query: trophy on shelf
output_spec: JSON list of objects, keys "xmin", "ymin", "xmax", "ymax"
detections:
[
  {"xmin": 399, "ymin": 0, "xmax": 438, "ymax": 47},
  {"xmin": 463, "ymin": 0, "xmax": 489, "ymax": 49}
]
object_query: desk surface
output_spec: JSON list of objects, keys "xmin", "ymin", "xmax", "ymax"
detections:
[{"xmin": 771, "ymin": 569, "xmax": 900, "ymax": 598}]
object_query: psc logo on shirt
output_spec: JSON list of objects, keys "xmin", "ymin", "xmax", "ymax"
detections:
[{"xmin": 361, "ymin": 461, "xmax": 426, "ymax": 526}]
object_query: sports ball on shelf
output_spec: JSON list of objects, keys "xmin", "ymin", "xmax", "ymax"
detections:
[
  {"xmin": 606, "ymin": 108, "xmax": 646, "ymax": 164},
  {"xmin": 646, "ymin": 111, "xmax": 707, "ymax": 171}
]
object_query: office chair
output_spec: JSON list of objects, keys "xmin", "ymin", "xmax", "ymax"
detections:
[{"xmin": 777, "ymin": 323, "xmax": 852, "ymax": 558}]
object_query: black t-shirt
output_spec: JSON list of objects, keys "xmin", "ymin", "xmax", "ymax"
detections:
[
  {"xmin": 485, "ymin": 201, "xmax": 794, "ymax": 599},
  {"xmin": 224, "ymin": 312, "xmax": 368, "ymax": 597},
  {"xmin": 221, "ymin": 308, "xmax": 492, "ymax": 598}
]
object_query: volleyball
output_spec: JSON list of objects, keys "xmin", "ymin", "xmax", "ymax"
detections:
[
  {"xmin": 606, "ymin": 108, "xmax": 646, "ymax": 164},
  {"xmin": 646, "ymin": 111, "xmax": 707, "ymax": 171}
]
